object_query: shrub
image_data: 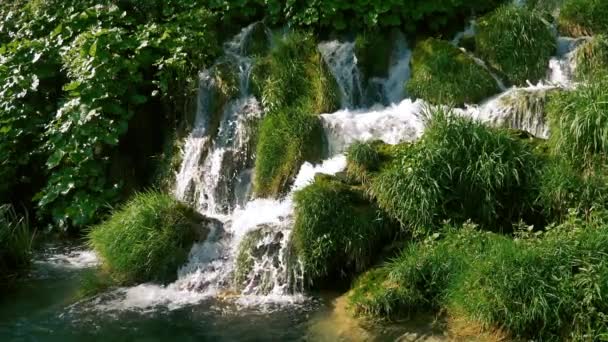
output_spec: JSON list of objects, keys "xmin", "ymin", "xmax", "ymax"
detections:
[
  {"xmin": 370, "ymin": 110, "xmax": 541, "ymax": 236},
  {"xmin": 559, "ymin": 0, "xmax": 608, "ymax": 36},
  {"xmin": 253, "ymin": 31, "xmax": 340, "ymax": 197},
  {"xmin": 0, "ymin": 204, "xmax": 33, "ymax": 282},
  {"xmin": 476, "ymin": 5, "xmax": 556, "ymax": 85},
  {"xmin": 89, "ymin": 192, "xmax": 205, "ymax": 284},
  {"xmin": 547, "ymin": 77, "xmax": 608, "ymax": 166},
  {"xmin": 407, "ymin": 38, "xmax": 499, "ymax": 106},
  {"xmin": 573, "ymin": 35, "xmax": 608, "ymax": 81},
  {"xmin": 292, "ymin": 175, "xmax": 393, "ymax": 285}
]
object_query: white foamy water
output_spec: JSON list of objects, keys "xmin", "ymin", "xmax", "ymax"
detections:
[{"xmin": 36, "ymin": 249, "xmax": 99, "ymax": 269}]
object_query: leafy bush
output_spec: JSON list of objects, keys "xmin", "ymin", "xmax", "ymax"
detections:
[
  {"xmin": 0, "ymin": 204, "xmax": 33, "ymax": 282},
  {"xmin": 573, "ymin": 35, "xmax": 608, "ymax": 81},
  {"xmin": 370, "ymin": 110, "xmax": 541, "ymax": 236},
  {"xmin": 559, "ymin": 0, "xmax": 608, "ymax": 36},
  {"xmin": 89, "ymin": 192, "xmax": 205, "ymax": 283},
  {"xmin": 476, "ymin": 5, "xmax": 556, "ymax": 85},
  {"xmin": 350, "ymin": 217, "xmax": 608, "ymax": 340},
  {"xmin": 407, "ymin": 38, "xmax": 499, "ymax": 106},
  {"xmin": 547, "ymin": 77, "xmax": 608, "ymax": 166},
  {"xmin": 253, "ymin": 32, "xmax": 340, "ymax": 197},
  {"xmin": 293, "ymin": 175, "xmax": 393, "ymax": 285}
]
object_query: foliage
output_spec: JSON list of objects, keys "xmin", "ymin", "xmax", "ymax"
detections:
[
  {"xmin": 573, "ymin": 35, "xmax": 608, "ymax": 81},
  {"xmin": 0, "ymin": 204, "xmax": 33, "ymax": 282},
  {"xmin": 253, "ymin": 31, "xmax": 340, "ymax": 197},
  {"xmin": 407, "ymin": 38, "xmax": 499, "ymax": 106},
  {"xmin": 370, "ymin": 110, "xmax": 541, "ymax": 236},
  {"xmin": 476, "ymin": 5, "xmax": 556, "ymax": 86},
  {"xmin": 293, "ymin": 176, "xmax": 393, "ymax": 285},
  {"xmin": 547, "ymin": 77, "xmax": 608, "ymax": 166},
  {"xmin": 0, "ymin": 1, "xmax": 219, "ymax": 230},
  {"xmin": 559, "ymin": 0, "xmax": 608, "ymax": 36},
  {"xmin": 89, "ymin": 192, "xmax": 203, "ymax": 284},
  {"xmin": 350, "ymin": 217, "xmax": 608, "ymax": 340}
]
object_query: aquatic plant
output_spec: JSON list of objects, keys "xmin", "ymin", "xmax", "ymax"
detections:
[
  {"xmin": 407, "ymin": 38, "xmax": 499, "ymax": 106},
  {"xmin": 89, "ymin": 192, "xmax": 206, "ymax": 284},
  {"xmin": 476, "ymin": 5, "xmax": 556, "ymax": 85},
  {"xmin": 0, "ymin": 204, "xmax": 33, "ymax": 281}
]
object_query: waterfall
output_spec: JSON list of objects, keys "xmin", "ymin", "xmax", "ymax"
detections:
[{"xmin": 102, "ymin": 24, "xmax": 590, "ymax": 312}]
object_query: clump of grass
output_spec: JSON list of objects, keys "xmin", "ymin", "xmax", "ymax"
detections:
[
  {"xmin": 559, "ymin": 0, "xmax": 608, "ymax": 36},
  {"xmin": 0, "ymin": 204, "xmax": 33, "ymax": 282},
  {"xmin": 293, "ymin": 175, "xmax": 393, "ymax": 285},
  {"xmin": 537, "ymin": 158, "xmax": 608, "ymax": 221},
  {"xmin": 253, "ymin": 31, "xmax": 340, "ymax": 197},
  {"xmin": 447, "ymin": 214, "xmax": 608, "ymax": 340},
  {"xmin": 348, "ymin": 224, "xmax": 499, "ymax": 319},
  {"xmin": 476, "ymin": 5, "xmax": 556, "ymax": 86},
  {"xmin": 350, "ymin": 217, "xmax": 608, "ymax": 340},
  {"xmin": 547, "ymin": 77, "xmax": 608, "ymax": 166},
  {"xmin": 573, "ymin": 35, "xmax": 608, "ymax": 81},
  {"xmin": 370, "ymin": 109, "xmax": 541, "ymax": 236},
  {"xmin": 407, "ymin": 38, "xmax": 499, "ymax": 106},
  {"xmin": 89, "ymin": 192, "xmax": 204, "ymax": 284}
]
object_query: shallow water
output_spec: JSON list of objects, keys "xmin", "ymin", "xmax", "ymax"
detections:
[{"xmin": 0, "ymin": 244, "xmax": 434, "ymax": 342}]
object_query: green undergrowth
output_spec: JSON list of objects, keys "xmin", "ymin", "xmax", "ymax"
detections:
[
  {"xmin": 559, "ymin": 0, "xmax": 608, "ymax": 36},
  {"xmin": 253, "ymin": 31, "xmax": 340, "ymax": 197},
  {"xmin": 476, "ymin": 5, "xmax": 556, "ymax": 86},
  {"xmin": 573, "ymin": 35, "xmax": 608, "ymax": 81},
  {"xmin": 547, "ymin": 76, "xmax": 608, "ymax": 167},
  {"xmin": 349, "ymin": 217, "xmax": 608, "ymax": 340},
  {"xmin": 89, "ymin": 192, "xmax": 206, "ymax": 284},
  {"xmin": 407, "ymin": 38, "xmax": 499, "ymax": 106},
  {"xmin": 293, "ymin": 175, "xmax": 394, "ymax": 286},
  {"xmin": 0, "ymin": 204, "xmax": 33, "ymax": 285},
  {"xmin": 369, "ymin": 110, "xmax": 542, "ymax": 236}
]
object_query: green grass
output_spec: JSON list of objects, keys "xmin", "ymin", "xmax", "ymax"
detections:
[
  {"xmin": 292, "ymin": 175, "xmax": 394, "ymax": 285},
  {"xmin": 370, "ymin": 109, "xmax": 542, "ymax": 236},
  {"xmin": 349, "ymin": 217, "xmax": 608, "ymax": 340},
  {"xmin": 573, "ymin": 35, "xmax": 608, "ymax": 81},
  {"xmin": 0, "ymin": 204, "xmax": 33, "ymax": 283},
  {"xmin": 253, "ymin": 31, "xmax": 340, "ymax": 197},
  {"xmin": 547, "ymin": 77, "xmax": 608, "ymax": 166},
  {"xmin": 559, "ymin": 0, "xmax": 608, "ymax": 36},
  {"xmin": 407, "ymin": 38, "xmax": 499, "ymax": 106},
  {"xmin": 476, "ymin": 5, "xmax": 556, "ymax": 86},
  {"xmin": 89, "ymin": 192, "xmax": 204, "ymax": 284}
]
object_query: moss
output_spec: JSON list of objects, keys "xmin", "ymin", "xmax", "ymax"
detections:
[
  {"xmin": 89, "ymin": 192, "xmax": 206, "ymax": 284},
  {"xmin": 559, "ymin": 0, "xmax": 608, "ymax": 36},
  {"xmin": 476, "ymin": 5, "xmax": 556, "ymax": 86},
  {"xmin": 407, "ymin": 38, "xmax": 499, "ymax": 106},
  {"xmin": 574, "ymin": 35, "xmax": 608, "ymax": 81},
  {"xmin": 242, "ymin": 22, "xmax": 270, "ymax": 57},
  {"xmin": 355, "ymin": 30, "xmax": 393, "ymax": 79},
  {"xmin": 370, "ymin": 110, "xmax": 542, "ymax": 236},
  {"xmin": 293, "ymin": 175, "xmax": 394, "ymax": 286},
  {"xmin": 253, "ymin": 31, "xmax": 340, "ymax": 197}
]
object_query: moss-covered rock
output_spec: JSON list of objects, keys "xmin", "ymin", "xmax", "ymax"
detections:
[
  {"xmin": 89, "ymin": 192, "xmax": 209, "ymax": 284},
  {"xmin": 476, "ymin": 5, "xmax": 556, "ymax": 86},
  {"xmin": 242, "ymin": 22, "xmax": 271, "ymax": 57},
  {"xmin": 293, "ymin": 175, "xmax": 393, "ymax": 286},
  {"xmin": 559, "ymin": 0, "xmax": 608, "ymax": 36},
  {"xmin": 407, "ymin": 38, "xmax": 499, "ymax": 106},
  {"xmin": 253, "ymin": 31, "xmax": 340, "ymax": 197},
  {"xmin": 574, "ymin": 35, "xmax": 608, "ymax": 80}
]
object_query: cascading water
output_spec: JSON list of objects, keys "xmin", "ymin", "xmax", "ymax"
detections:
[{"xmin": 104, "ymin": 23, "xmax": 588, "ymax": 312}]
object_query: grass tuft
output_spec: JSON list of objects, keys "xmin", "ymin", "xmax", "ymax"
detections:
[
  {"xmin": 559, "ymin": 0, "xmax": 608, "ymax": 36},
  {"xmin": 476, "ymin": 5, "xmax": 556, "ymax": 86},
  {"xmin": 407, "ymin": 38, "xmax": 499, "ymax": 106},
  {"xmin": 0, "ymin": 204, "xmax": 33, "ymax": 283},
  {"xmin": 89, "ymin": 192, "xmax": 204, "ymax": 284},
  {"xmin": 573, "ymin": 35, "xmax": 608, "ymax": 81}
]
